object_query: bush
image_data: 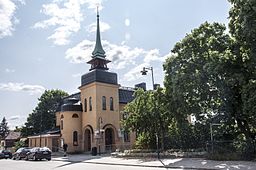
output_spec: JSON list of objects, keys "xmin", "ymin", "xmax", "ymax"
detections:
[
  {"xmin": 135, "ymin": 132, "xmax": 155, "ymax": 149},
  {"xmin": 14, "ymin": 140, "xmax": 26, "ymax": 151}
]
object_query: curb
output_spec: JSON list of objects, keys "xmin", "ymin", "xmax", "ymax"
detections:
[{"xmin": 52, "ymin": 157, "xmax": 218, "ymax": 170}]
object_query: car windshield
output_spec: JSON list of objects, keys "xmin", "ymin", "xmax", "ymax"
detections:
[
  {"xmin": 16, "ymin": 148, "xmax": 23, "ymax": 152},
  {"xmin": 39, "ymin": 147, "xmax": 51, "ymax": 152}
]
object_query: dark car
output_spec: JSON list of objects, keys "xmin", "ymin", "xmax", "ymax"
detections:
[
  {"xmin": 0, "ymin": 150, "xmax": 12, "ymax": 159},
  {"xmin": 13, "ymin": 147, "xmax": 31, "ymax": 160},
  {"xmin": 26, "ymin": 147, "xmax": 51, "ymax": 161}
]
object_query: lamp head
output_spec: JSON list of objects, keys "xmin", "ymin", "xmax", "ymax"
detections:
[{"xmin": 141, "ymin": 67, "xmax": 148, "ymax": 75}]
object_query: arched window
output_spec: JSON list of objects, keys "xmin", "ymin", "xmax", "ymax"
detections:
[
  {"xmin": 72, "ymin": 114, "xmax": 79, "ymax": 118},
  {"xmin": 73, "ymin": 131, "xmax": 78, "ymax": 146},
  {"xmin": 60, "ymin": 115, "xmax": 64, "ymax": 119},
  {"xmin": 89, "ymin": 97, "xmax": 92, "ymax": 111},
  {"xmin": 102, "ymin": 96, "xmax": 106, "ymax": 110},
  {"xmin": 110, "ymin": 97, "xmax": 114, "ymax": 111},
  {"xmin": 84, "ymin": 98, "xmax": 87, "ymax": 112},
  {"xmin": 60, "ymin": 120, "xmax": 63, "ymax": 130}
]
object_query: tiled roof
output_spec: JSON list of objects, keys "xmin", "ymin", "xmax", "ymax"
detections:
[
  {"xmin": 119, "ymin": 88, "xmax": 135, "ymax": 104},
  {"xmin": 5, "ymin": 131, "xmax": 21, "ymax": 140}
]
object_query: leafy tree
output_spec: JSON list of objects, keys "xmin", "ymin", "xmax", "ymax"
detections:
[
  {"xmin": 14, "ymin": 140, "xmax": 26, "ymax": 151},
  {"xmin": 21, "ymin": 89, "xmax": 68, "ymax": 136},
  {"xmin": 123, "ymin": 88, "xmax": 171, "ymax": 150},
  {"xmin": 0, "ymin": 117, "xmax": 9, "ymax": 139},
  {"xmin": 228, "ymin": 0, "xmax": 256, "ymax": 141},
  {"xmin": 164, "ymin": 22, "xmax": 232, "ymax": 124},
  {"xmin": 164, "ymin": 7, "xmax": 256, "ymax": 156}
]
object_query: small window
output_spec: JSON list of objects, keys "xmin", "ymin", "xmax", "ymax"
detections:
[
  {"xmin": 61, "ymin": 115, "xmax": 64, "ymax": 119},
  {"xmin": 89, "ymin": 97, "xmax": 92, "ymax": 111},
  {"xmin": 60, "ymin": 120, "xmax": 63, "ymax": 130},
  {"xmin": 84, "ymin": 98, "xmax": 87, "ymax": 112},
  {"xmin": 72, "ymin": 114, "xmax": 79, "ymax": 118},
  {"xmin": 102, "ymin": 96, "xmax": 106, "ymax": 110},
  {"xmin": 110, "ymin": 97, "xmax": 114, "ymax": 111},
  {"xmin": 73, "ymin": 131, "xmax": 78, "ymax": 146},
  {"xmin": 45, "ymin": 138, "xmax": 47, "ymax": 146}
]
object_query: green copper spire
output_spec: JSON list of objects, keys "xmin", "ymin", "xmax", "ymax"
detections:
[{"xmin": 92, "ymin": 7, "xmax": 106, "ymax": 58}]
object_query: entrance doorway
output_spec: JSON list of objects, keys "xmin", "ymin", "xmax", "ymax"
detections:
[
  {"xmin": 105, "ymin": 128, "xmax": 115, "ymax": 152},
  {"xmin": 84, "ymin": 129, "xmax": 91, "ymax": 152}
]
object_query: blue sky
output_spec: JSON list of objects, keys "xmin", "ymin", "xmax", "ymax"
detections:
[{"xmin": 0, "ymin": 0, "xmax": 231, "ymax": 129}]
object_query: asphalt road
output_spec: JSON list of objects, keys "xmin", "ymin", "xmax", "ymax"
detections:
[{"xmin": 0, "ymin": 159, "xmax": 183, "ymax": 170}]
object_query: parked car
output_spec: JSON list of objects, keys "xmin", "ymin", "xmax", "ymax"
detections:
[
  {"xmin": 0, "ymin": 150, "xmax": 12, "ymax": 159},
  {"xmin": 26, "ymin": 147, "xmax": 51, "ymax": 161},
  {"xmin": 12, "ymin": 147, "xmax": 31, "ymax": 160}
]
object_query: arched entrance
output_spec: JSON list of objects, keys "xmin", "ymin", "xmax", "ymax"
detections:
[
  {"xmin": 84, "ymin": 129, "xmax": 91, "ymax": 152},
  {"xmin": 105, "ymin": 128, "xmax": 115, "ymax": 152}
]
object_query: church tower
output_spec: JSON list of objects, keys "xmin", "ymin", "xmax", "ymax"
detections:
[{"xmin": 79, "ymin": 9, "xmax": 121, "ymax": 153}]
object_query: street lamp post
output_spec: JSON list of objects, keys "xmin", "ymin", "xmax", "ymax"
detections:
[
  {"xmin": 141, "ymin": 66, "xmax": 159, "ymax": 159},
  {"xmin": 40, "ymin": 112, "xmax": 42, "ymax": 147},
  {"xmin": 210, "ymin": 123, "xmax": 221, "ymax": 153},
  {"xmin": 97, "ymin": 117, "xmax": 103, "ymax": 155},
  {"xmin": 141, "ymin": 67, "xmax": 155, "ymax": 90}
]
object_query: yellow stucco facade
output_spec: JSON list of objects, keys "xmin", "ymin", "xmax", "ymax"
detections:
[{"xmin": 55, "ymin": 81, "xmax": 135, "ymax": 153}]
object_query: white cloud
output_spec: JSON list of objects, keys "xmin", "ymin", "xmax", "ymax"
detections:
[
  {"xmin": 65, "ymin": 39, "xmax": 164, "ymax": 81},
  {"xmin": 0, "ymin": 0, "xmax": 16, "ymax": 38},
  {"xmin": 123, "ymin": 63, "xmax": 149, "ymax": 82},
  {"xmin": 87, "ymin": 21, "xmax": 110, "ymax": 33},
  {"xmin": 65, "ymin": 39, "xmax": 94, "ymax": 63},
  {"xmin": 33, "ymin": 1, "xmax": 83, "ymax": 45},
  {"xmin": 65, "ymin": 39, "xmax": 148, "ymax": 69},
  {"xmin": 0, "ymin": 82, "xmax": 45, "ymax": 95},
  {"xmin": 5, "ymin": 68, "xmax": 15, "ymax": 73},
  {"xmin": 143, "ymin": 49, "xmax": 164, "ymax": 62},
  {"xmin": 33, "ymin": 0, "xmax": 104, "ymax": 45}
]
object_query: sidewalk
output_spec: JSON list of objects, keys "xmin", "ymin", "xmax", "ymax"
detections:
[{"xmin": 52, "ymin": 154, "xmax": 256, "ymax": 170}]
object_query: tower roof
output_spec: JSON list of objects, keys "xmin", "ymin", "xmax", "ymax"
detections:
[
  {"xmin": 92, "ymin": 8, "xmax": 106, "ymax": 58},
  {"xmin": 87, "ymin": 8, "xmax": 110, "ymax": 71}
]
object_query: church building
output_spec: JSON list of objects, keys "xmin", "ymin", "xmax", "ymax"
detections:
[{"xmin": 28, "ymin": 11, "xmax": 142, "ymax": 153}]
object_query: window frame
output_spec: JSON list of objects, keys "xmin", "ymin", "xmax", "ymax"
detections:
[
  {"xmin": 102, "ymin": 96, "xmax": 106, "ymax": 110},
  {"xmin": 110, "ymin": 97, "xmax": 114, "ymax": 111},
  {"xmin": 84, "ymin": 98, "xmax": 87, "ymax": 112},
  {"xmin": 73, "ymin": 131, "xmax": 78, "ymax": 146},
  {"xmin": 89, "ymin": 97, "xmax": 92, "ymax": 111}
]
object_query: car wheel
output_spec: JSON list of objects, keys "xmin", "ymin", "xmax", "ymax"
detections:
[
  {"xmin": 47, "ymin": 158, "xmax": 51, "ymax": 161},
  {"xmin": 25, "ymin": 156, "xmax": 28, "ymax": 161},
  {"xmin": 18, "ymin": 156, "xmax": 21, "ymax": 160}
]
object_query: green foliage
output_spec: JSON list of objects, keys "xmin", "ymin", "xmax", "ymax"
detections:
[
  {"xmin": 163, "ymin": 1, "xmax": 256, "ymax": 158},
  {"xmin": 0, "ymin": 117, "xmax": 9, "ymax": 139},
  {"xmin": 134, "ymin": 132, "xmax": 155, "ymax": 149},
  {"xmin": 167, "ymin": 122, "xmax": 209, "ymax": 150},
  {"xmin": 21, "ymin": 89, "xmax": 68, "ymax": 137},
  {"xmin": 14, "ymin": 140, "xmax": 26, "ymax": 151},
  {"xmin": 123, "ymin": 88, "xmax": 171, "ymax": 150}
]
